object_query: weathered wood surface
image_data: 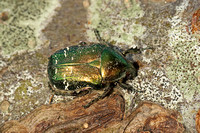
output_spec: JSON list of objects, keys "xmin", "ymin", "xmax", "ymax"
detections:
[{"xmin": 0, "ymin": 92, "xmax": 185, "ymax": 133}]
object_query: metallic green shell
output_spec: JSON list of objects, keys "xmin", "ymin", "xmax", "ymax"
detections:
[{"xmin": 48, "ymin": 44, "xmax": 136, "ymax": 90}]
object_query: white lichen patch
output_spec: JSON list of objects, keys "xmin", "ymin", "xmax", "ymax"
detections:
[
  {"xmin": 128, "ymin": 68, "xmax": 183, "ymax": 109},
  {"xmin": 87, "ymin": 0, "xmax": 145, "ymax": 47}
]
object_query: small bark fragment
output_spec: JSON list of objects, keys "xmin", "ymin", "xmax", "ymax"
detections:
[{"xmin": 192, "ymin": 9, "xmax": 200, "ymax": 34}]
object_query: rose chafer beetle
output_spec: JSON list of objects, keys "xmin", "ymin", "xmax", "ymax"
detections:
[{"xmin": 48, "ymin": 30, "xmax": 141, "ymax": 108}]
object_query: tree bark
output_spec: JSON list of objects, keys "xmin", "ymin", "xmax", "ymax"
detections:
[{"xmin": 0, "ymin": 92, "xmax": 185, "ymax": 133}]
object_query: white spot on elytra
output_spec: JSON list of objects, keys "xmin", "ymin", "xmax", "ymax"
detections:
[
  {"xmin": 70, "ymin": 68, "xmax": 73, "ymax": 74},
  {"xmin": 55, "ymin": 68, "xmax": 57, "ymax": 74},
  {"xmin": 65, "ymin": 82, "xmax": 69, "ymax": 90},
  {"xmin": 71, "ymin": 57, "xmax": 74, "ymax": 60},
  {"xmin": 66, "ymin": 47, "xmax": 69, "ymax": 51},
  {"xmin": 64, "ymin": 50, "xmax": 66, "ymax": 57},
  {"xmin": 55, "ymin": 60, "xmax": 58, "ymax": 64}
]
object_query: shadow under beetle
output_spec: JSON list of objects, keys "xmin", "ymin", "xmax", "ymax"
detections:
[{"xmin": 48, "ymin": 30, "xmax": 141, "ymax": 108}]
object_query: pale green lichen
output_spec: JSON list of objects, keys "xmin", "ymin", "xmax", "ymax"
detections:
[
  {"xmin": 167, "ymin": 24, "xmax": 200, "ymax": 101},
  {"xmin": 166, "ymin": 0, "xmax": 200, "ymax": 131},
  {"xmin": 0, "ymin": 24, "xmax": 36, "ymax": 55},
  {"xmin": 167, "ymin": 0, "xmax": 200, "ymax": 101},
  {"xmin": 0, "ymin": 0, "xmax": 60, "ymax": 123},
  {"xmin": 0, "ymin": 0, "xmax": 60, "ymax": 56},
  {"xmin": 87, "ymin": 0, "xmax": 145, "ymax": 47}
]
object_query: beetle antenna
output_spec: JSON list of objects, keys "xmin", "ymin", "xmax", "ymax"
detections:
[
  {"xmin": 94, "ymin": 29, "xmax": 105, "ymax": 43},
  {"xmin": 93, "ymin": 29, "xmax": 111, "ymax": 47}
]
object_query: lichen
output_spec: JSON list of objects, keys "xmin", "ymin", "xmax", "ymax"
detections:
[
  {"xmin": 87, "ymin": 0, "xmax": 145, "ymax": 47},
  {"xmin": 166, "ymin": 0, "xmax": 200, "ymax": 130},
  {"xmin": 0, "ymin": 0, "xmax": 60, "ymax": 56},
  {"xmin": 86, "ymin": 0, "xmax": 200, "ymax": 131},
  {"xmin": 86, "ymin": 0, "xmax": 183, "ymax": 109},
  {"xmin": 0, "ymin": 69, "xmax": 49, "ymax": 123},
  {"xmin": 0, "ymin": 0, "xmax": 60, "ymax": 123},
  {"xmin": 128, "ymin": 67, "xmax": 183, "ymax": 109},
  {"xmin": 167, "ymin": 2, "xmax": 200, "ymax": 101},
  {"xmin": 0, "ymin": 24, "xmax": 36, "ymax": 56},
  {"xmin": 14, "ymin": 80, "xmax": 40, "ymax": 101}
]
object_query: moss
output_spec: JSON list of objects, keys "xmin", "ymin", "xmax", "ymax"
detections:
[
  {"xmin": 13, "ymin": 79, "xmax": 42, "ymax": 114},
  {"xmin": 14, "ymin": 80, "xmax": 32, "ymax": 101},
  {"xmin": 14, "ymin": 81, "xmax": 28, "ymax": 101}
]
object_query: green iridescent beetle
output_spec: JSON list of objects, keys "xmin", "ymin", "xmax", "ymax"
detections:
[{"xmin": 48, "ymin": 30, "xmax": 140, "ymax": 108}]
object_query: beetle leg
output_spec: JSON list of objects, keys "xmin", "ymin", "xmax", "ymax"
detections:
[
  {"xmin": 83, "ymin": 86, "xmax": 111, "ymax": 108},
  {"xmin": 49, "ymin": 94, "xmax": 54, "ymax": 104},
  {"xmin": 118, "ymin": 82, "xmax": 144, "ymax": 93}
]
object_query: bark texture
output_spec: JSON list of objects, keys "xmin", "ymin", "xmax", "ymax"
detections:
[{"xmin": 0, "ymin": 92, "xmax": 185, "ymax": 133}]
